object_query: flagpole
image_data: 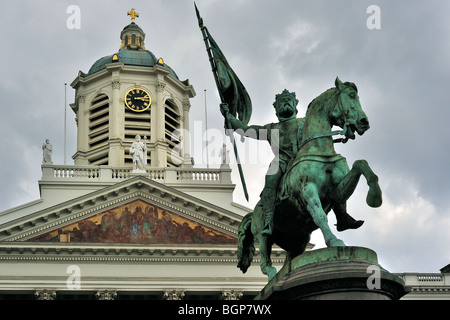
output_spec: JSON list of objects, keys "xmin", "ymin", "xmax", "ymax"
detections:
[
  {"xmin": 204, "ymin": 89, "xmax": 210, "ymax": 168},
  {"xmin": 64, "ymin": 83, "xmax": 67, "ymax": 165},
  {"xmin": 195, "ymin": 3, "xmax": 249, "ymax": 201}
]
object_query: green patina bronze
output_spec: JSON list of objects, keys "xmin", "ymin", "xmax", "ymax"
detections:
[
  {"xmin": 194, "ymin": 4, "xmax": 382, "ymax": 281},
  {"xmin": 235, "ymin": 78, "xmax": 382, "ymax": 281},
  {"xmin": 255, "ymin": 246, "xmax": 379, "ymax": 298}
]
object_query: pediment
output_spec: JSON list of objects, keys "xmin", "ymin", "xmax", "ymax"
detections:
[
  {"xmin": 27, "ymin": 199, "xmax": 236, "ymax": 245},
  {"xmin": 0, "ymin": 176, "xmax": 242, "ymax": 244}
]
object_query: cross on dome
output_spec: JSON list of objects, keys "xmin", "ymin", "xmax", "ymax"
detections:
[{"xmin": 127, "ymin": 8, "xmax": 139, "ymax": 23}]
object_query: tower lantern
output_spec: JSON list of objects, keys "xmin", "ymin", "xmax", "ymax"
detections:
[{"xmin": 70, "ymin": 9, "xmax": 196, "ymax": 168}]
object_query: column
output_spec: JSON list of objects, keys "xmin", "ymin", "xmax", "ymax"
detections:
[
  {"xmin": 110, "ymin": 80, "xmax": 121, "ymax": 139},
  {"xmin": 220, "ymin": 290, "xmax": 243, "ymax": 300},
  {"xmin": 34, "ymin": 289, "xmax": 57, "ymax": 300},
  {"xmin": 95, "ymin": 290, "xmax": 118, "ymax": 300},
  {"xmin": 109, "ymin": 80, "xmax": 124, "ymax": 166},
  {"xmin": 163, "ymin": 289, "xmax": 185, "ymax": 300},
  {"xmin": 74, "ymin": 95, "xmax": 89, "ymax": 165},
  {"xmin": 151, "ymin": 80, "xmax": 167, "ymax": 167},
  {"xmin": 182, "ymin": 98, "xmax": 193, "ymax": 167}
]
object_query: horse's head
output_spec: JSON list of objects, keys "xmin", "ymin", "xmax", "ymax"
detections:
[{"xmin": 331, "ymin": 77, "xmax": 370, "ymax": 140}]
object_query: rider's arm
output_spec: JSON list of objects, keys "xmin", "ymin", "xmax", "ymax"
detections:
[{"xmin": 220, "ymin": 103, "xmax": 267, "ymax": 139}]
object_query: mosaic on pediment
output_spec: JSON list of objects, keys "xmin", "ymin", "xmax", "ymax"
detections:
[{"xmin": 28, "ymin": 200, "xmax": 237, "ymax": 245}]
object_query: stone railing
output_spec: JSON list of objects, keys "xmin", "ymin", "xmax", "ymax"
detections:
[
  {"xmin": 396, "ymin": 273, "xmax": 449, "ymax": 286},
  {"xmin": 41, "ymin": 164, "xmax": 232, "ymax": 185},
  {"xmin": 416, "ymin": 274, "xmax": 443, "ymax": 282}
]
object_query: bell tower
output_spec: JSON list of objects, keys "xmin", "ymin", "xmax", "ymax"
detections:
[{"xmin": 70, "ymin": 9, "xmax": 196, "ymax": 168}]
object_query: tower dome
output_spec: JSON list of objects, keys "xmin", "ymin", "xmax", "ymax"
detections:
[
  {"xmin": 71, "ymin": 8, "xmax": 195, "ymax": 168},
  {"xmin": 84, "ymin": 8, "xmax": 178, "ymax": 79}
]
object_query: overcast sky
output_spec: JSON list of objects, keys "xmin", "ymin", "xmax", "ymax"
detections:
[{"xmin": 0, "ymin": 0, "xmax": 449, "ymax": 274}]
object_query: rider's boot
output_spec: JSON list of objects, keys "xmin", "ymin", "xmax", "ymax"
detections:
[
  {"xmin": 261, "ymin": 188, "xmax": 277, "ymax": 236},
  {"xmin": 333, "ymin": 202, "xmax": 364, "ymax": 232},
  {"xmin": 261, "ymin": 208, "xmax": 275, "ymax": 236}
]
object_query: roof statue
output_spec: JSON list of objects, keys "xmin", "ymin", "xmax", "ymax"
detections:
[
  {"xmin": 219, "ymin": 143, "xmax": 230, "ymax": 165},
  {"xmin": 195, "ymin": 5, "xmax": 382, "ymax": 281},
  {"xmin": 42, "ymin": 139, "xmax": 52, "ymax": 164},
  {"xmin": 130, "ymin": 135, "xmax": 147, "ymax": 173}
]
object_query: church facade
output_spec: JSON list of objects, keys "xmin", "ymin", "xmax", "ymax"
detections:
[
  {"xmin": 0, "ymin": 9, "xmax": 283, "ymax": 300},
  {"xmin": 0, "ymin": 9, "xmax": 447, "ymax": 300}
]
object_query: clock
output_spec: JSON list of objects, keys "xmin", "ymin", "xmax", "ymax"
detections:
[{"xmin": 124, "ymin": 88, "xmax": 151, "ymax": 112}]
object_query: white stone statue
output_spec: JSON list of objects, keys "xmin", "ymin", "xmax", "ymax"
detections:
[
  {"xmin": 219, "ymin": 143, "xmax": 230, "ymax": 165},
  {"xmin": 42, "ymin": 139, "xmax": 53, "ymax": 164},
  {"xmin": 130, "ymin": 135, "xmax": 147, "ymax": 172}
]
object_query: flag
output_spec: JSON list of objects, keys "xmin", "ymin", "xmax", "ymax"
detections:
[
  {"xmin": 196, "ymin": 3, "xmax": 252, "ymax": 126},
  {"xmin": 205, "ymin": 27, "xmax": 252, "ymax": 126},
  {"xmin": 196, "ymin": 3, "xmax": 250, "ymax": 201}
]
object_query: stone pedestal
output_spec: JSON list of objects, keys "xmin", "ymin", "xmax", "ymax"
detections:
[
  {"xmin": 255, "ymin": 246, "xmax": 408, "ymax": 300},
  {"xmin": 130, "ymin": 170, "xmax": 148, "ymax": 176}
]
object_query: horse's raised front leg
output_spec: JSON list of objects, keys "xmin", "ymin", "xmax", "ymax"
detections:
[
  {"xmin": 335, "ymin": 159, "xmax": 382, "ymax": 208},
  {"xmin": 303, "ymin": 182, "xmax": 345, "ymax": 247}
]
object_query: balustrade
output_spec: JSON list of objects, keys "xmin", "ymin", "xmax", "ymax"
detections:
[{"xmin": 41, "ymin": 164, "xmax": 230, "ymax": 185}]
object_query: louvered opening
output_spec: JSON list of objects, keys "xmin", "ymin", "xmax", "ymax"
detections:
[
  {"xmin": 88, "ymin": 94, "xmax": 109, "ymax": 166},
  {"xmin": 165, "ymin": 100, "xmax": 182, "ymax": 167}
]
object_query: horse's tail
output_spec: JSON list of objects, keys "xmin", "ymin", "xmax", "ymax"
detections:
[{"xmin": 237, "ymin": 212, "xmax": 255, "ymax": 274}]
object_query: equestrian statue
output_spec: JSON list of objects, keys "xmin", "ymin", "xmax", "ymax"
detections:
[{"xmin": 195, "ymin": 4, "xmax": 382, "ymax": 281}]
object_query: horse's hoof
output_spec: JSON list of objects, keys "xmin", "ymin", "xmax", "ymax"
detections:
[
  {"xmin": 366, "ymin": 183, "xmax": 383, "ymax": 208},
  {"xmin": 267, "ymin": 267, "xmax": 277, "ymax": 281},
  {"xmin": 367, "ymin": 186, "xmax": 382, "ymax": 208}
]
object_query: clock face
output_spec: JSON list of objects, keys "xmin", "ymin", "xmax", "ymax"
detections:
[{"xmin": 124, "ymin": 88, "xmax": 151, "ymax": 112}]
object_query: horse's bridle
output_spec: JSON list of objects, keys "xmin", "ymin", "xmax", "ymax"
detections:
[{"xmin": 297, "ymin": 88, "xmax": 350, "ymax": 150}]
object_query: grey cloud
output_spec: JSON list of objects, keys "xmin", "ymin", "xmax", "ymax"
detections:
[{"xmin": 0, "ymin": 0, "xmax": 448, "ymax": 273}]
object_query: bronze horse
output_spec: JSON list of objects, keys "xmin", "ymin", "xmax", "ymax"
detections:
[{"xmin": 237, "ymin": 78, "xmax": 382, "ymax": 280}]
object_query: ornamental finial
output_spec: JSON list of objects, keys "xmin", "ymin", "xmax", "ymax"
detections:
[{"xmin": 127, "ymin": 8, "xmax": 139, "ymax": 23}]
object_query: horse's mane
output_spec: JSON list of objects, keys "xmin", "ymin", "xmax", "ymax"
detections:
[
  {"xmin": 306, "ymin": 82, "xmax": 358, "ymax": 116},
  {"xmin": 305, "ymin": 87, "xmax": 336, "ymax": 116}
]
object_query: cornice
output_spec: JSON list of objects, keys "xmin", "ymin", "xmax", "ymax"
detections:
[
  {"xmin": 409, "ymin": 287, "xmax": 450, "ymax": 293},
  {"xmin": 71, "ymin": 64, "xmax": 195, "ymax": 101},
  {"xmin": 0, "ymin": 242, "xmax": 285, "ymax": 264}
]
